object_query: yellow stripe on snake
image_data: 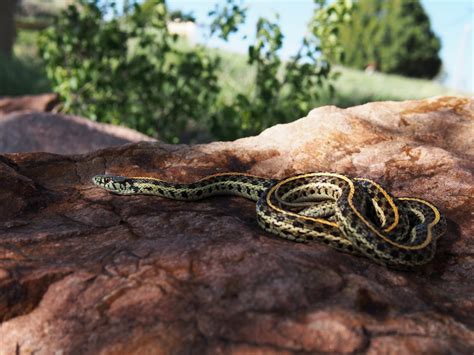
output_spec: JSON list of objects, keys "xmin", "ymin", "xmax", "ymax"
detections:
[{"xmin": 92, "ymin": 172, "xmax": 446, "ymax": 269}]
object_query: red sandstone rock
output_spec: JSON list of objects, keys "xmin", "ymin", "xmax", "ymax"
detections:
[{"xmin": 0, "ymin": 96, "xmax": 472, "ymax": 354}]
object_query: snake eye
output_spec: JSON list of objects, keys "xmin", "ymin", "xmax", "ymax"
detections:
[{"xmin": 112, "ymin": 176, "xmax": 127, "ymax": 183}]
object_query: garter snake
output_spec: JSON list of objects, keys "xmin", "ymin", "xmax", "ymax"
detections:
[{"xmin": 92, "ymin": 172, "xmax": 446, "ymax": 268}]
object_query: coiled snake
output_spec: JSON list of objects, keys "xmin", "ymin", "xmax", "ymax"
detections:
[{"xmin": 92, "ymin": 172, "xmax": 446, "ymax": 269}]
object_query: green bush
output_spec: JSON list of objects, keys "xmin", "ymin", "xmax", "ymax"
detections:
[
  {"xmin": 39, "ymin": 0, "xmax": 352, "ymax": 142},
  {"xmin": 335, "ymin": 0, "xmax": 441, "ymax": 79}
]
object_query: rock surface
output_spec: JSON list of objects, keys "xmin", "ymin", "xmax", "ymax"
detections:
[
  {"xmin": 0, "ymin": 96, "xmax": 473, "ymax": 354},
  {"xmin": 0, "ymin": 94, "xmax": 58, "ymax": 117},
  {"xmin": 0, "ymin": 112, "xmax": 155, "ymax": 154}
]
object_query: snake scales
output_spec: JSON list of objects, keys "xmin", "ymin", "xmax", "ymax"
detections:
[{"xmin": 92, "ymin": 172, "xmax": 446, "ymax": 269}]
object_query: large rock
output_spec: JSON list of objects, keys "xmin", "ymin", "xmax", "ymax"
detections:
[
  {"xmin": 0, "ymin": 96, "xmax": 472, "ymax": 354},
  {"xmin": 0, "ymin": 112, "xmax": 155, "ymax": 154},
  {"xmin": 0, "ymin": 94, "xmax": 155, "ymax": 154}
]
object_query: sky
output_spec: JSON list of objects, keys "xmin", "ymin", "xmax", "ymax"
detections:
[{"xmin": 122, "ymin": 0, "xmax": 473, "ymax": 93}]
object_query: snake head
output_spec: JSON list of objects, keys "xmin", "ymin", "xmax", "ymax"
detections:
[{"xmin": 92, "ymin": 175, "xmax": 134, "ymax": 194}]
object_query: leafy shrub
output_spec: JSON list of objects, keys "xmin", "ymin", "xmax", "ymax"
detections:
[
  {"xmin": 39, "ymin": 0, "xmax": 220, "ymax": 141},
  {"xmin": 211, "ymin": 0, "xmax": 353, "ymax": 140},
  {"xmin": 39, "ymin": 0, "xmax": 352, "ymax": 142}
]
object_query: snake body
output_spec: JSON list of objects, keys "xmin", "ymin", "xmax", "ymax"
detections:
[{"xmin": 92, "ymin": 172, "xmax": 446, "ymax": 269}]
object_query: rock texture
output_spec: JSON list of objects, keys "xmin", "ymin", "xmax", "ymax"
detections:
[
  {"xmin": 0, "ymin": 96, "xmax": 473, "ymax": 354},
  {"xmin": 0, "ymin": 112, "xmax": 155, "ymax": 154}
]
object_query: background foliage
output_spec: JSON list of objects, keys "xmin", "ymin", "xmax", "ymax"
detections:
[
  {"xmin": 40, "ymin": 0, "xmax": 222, "ymax": 141},
  {"xmin": 336, "ymin": 0, "xmax": 442, "ymax": 78},
  {"xmin": 1, "ymin": 0, "xmax": 454, "ymax": 143},
  {"xmin": 39, "ymin": 0, "xmax": 352, "ymax": 142}
]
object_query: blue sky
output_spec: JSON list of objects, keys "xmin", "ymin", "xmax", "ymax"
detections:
[{"xmin": 164, "ymin": 0, "xmax": 473, "ymax": 93}]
